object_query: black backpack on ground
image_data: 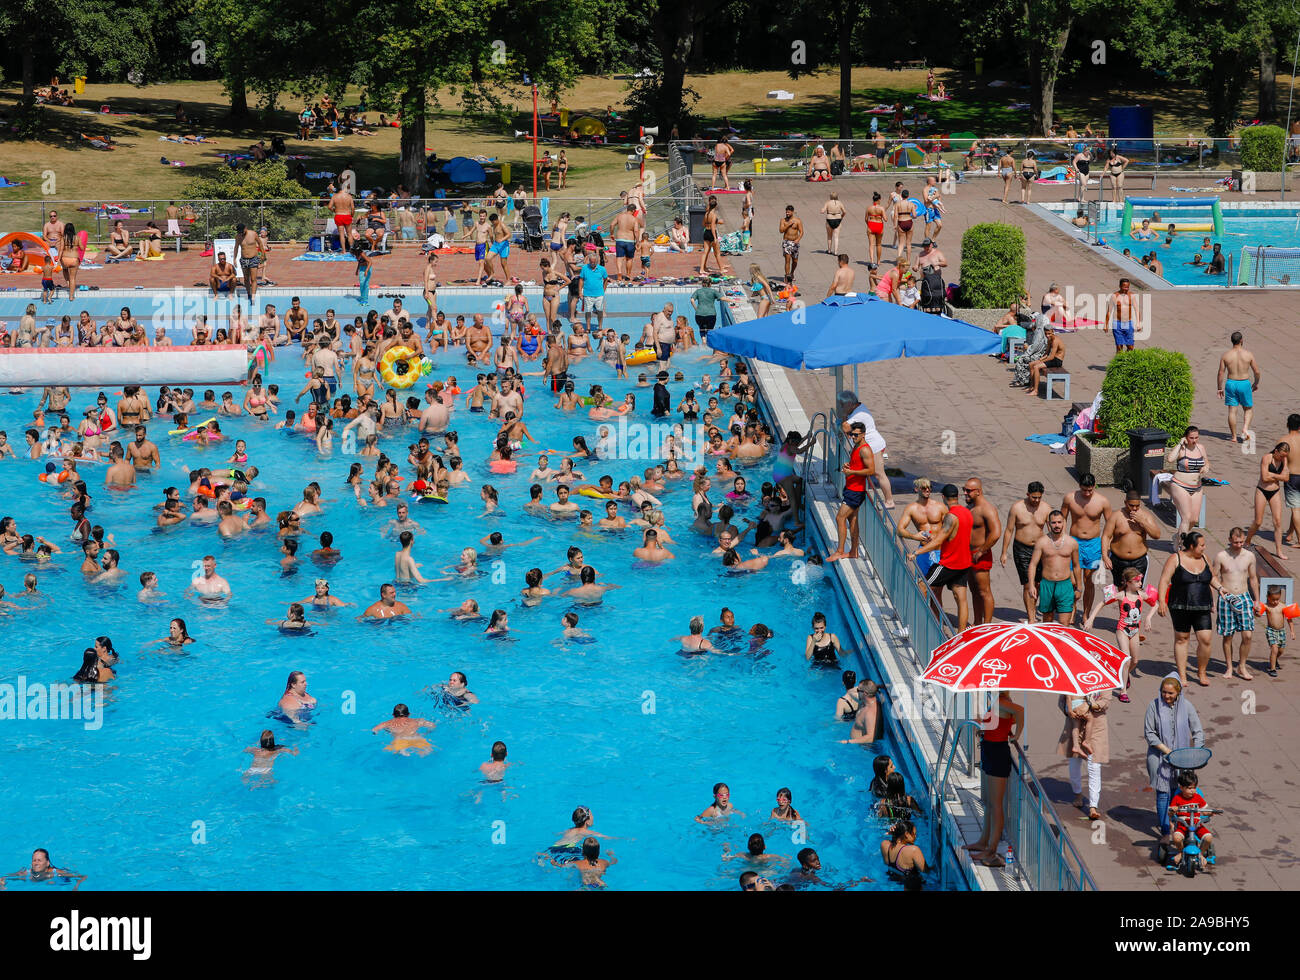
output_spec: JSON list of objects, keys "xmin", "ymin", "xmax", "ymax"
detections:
[{"xmin": 919, "ymin": 268, "xmax": 945, "ymax": 311}]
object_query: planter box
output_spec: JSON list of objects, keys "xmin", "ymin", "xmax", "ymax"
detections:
[{"xmin": 1074, "ymin": 432, "xmax": 1129, "ymax": 487}]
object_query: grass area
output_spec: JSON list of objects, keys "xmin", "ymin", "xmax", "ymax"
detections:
[{"xmin": 0, "ymin": 66, "xmax": 1270, "ymax": 214}]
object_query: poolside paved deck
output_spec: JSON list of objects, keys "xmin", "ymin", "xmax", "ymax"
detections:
[{"xmin": 702, "ymin": 170, "xmax": 1300, "ymax": 890}]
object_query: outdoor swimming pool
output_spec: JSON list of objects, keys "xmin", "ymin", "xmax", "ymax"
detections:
[
  {"xmin": 0, "ymin": 296, "xmax": 940, "ymax": 891},
  {"xmin": 1043, "ymin": 201, "xmax": 1300, "ymax": 287}
]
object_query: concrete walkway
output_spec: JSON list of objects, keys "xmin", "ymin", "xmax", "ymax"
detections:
[{"xmin": 702, "ymin": 169, "xmax": 1300, "ymax": 889}]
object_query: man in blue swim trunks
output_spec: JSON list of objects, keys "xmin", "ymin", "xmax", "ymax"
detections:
[
  {"xmin": 486, "ymin": 213, "xmax": 512, "ymax": 283},
  {"xmin": 1062, "ymin": 473, "xmax": 1112, "ymax": 626},
  {"xmin": 208, "ymin": 252, "xmax": 236, "ymax": 296},
  {"xmin": 1217, "ymin": 330, "xmax": 1261, "ymax": 444},
  {"xmin": 472, "ymin": 209, "xmax": 491, "ymax": 285},
  {"xmin": 1105, "ymin": 277, "xmax": 1138, "ymax": 351}
]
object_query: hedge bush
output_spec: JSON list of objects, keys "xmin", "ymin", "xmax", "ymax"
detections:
[
  {"xmin": 1240, "ymin": 125, "xmax": 1285, "ymax": 175},
  {"xmin": 958, "ymin": 222, "xmax": 1025, "ymax": 308},
  {"xmin": 1094, "ymin": 348, "xmax": 1193, "ymax": 449},
  {"xmin": 182, "ymin": 162, "xmax": 315, "ymax": 242}
]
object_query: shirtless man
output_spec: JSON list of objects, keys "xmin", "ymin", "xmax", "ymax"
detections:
[
  {"xmin": 897, "ymin": 478, "xmax": 948, "ymax": 578},
  {"xmin": 609, "ymin": 205, "xmax": 643, "ymax": 283},
  {"xmin": 964, "ymin": 478, "xmax": 1002, "ymax": 625},
  {"xmin": 1088, "ymin": 488, "xmax": 1162, "ymax": 631},
  {"xmin": 487, "ymin": 213, "xmax": 513, "ymax": 283},
  {"xmin": 827, "ymin": 253, "xmax": 855, "ymax": 297},
  {"xmin": 999, "ymin": 481, "xmax": 1050, "ymax": 622},
  {"xmin": 235, "ymin": 223, "xmax": 264, "ymax": 302},
  {"xmin": 258, "ymin": 304, "xmax": 282, "ymax": 345},
  {"xmin": 1062, "ymin": 474, "xmax": 1112, "ymax": 625},
  {"xmin": 633, "ymin": 528, "xmax": 674, "ymax": 562},
  {"xmin": 779, "ymin": 205, "xmax": 804, "ymax": 285},
  {"xmin": 394, "ymin": 530, "xmax": 432, "ymax": 584},
  {"xmin": 551, "ymin": 483, "xmax": 580, "ymax": 516},
  {"xmin": 209, "ymin": 252, "xmax": 237, "ymax": 296},
  {"xmin": 563, "ymin": 565, "xmax": 620, "ymax": 603},
  {"xmin": 1025, "ymin": 326, "xmax": 1066, "ymax": 395},
  {"xmin": 310, "ymin": 337, "xmax": 341, "ymax": 398},
  {"xmin": 1283, "ymin": 414, "xmax": 1300, "ymax": 547},
  {"xmin": 284, "ymin": 297, "xmax": 310, "ymax": 346},
  {"xmin": 43, "ymin": 210, "xmax": 65, "ymax": 257},
  {"xmin": 371, "ymin": 705, "xmax": 436, "ymax": 756},
  {"xmin": 191, "ymin": 554, "xmax": 232, "ymax": 599},
  {"xmin": 103, "ymin": 442, "xmax": 136, "ymax": 488},
  {"xmin": 217, "ymin": 500, "xmax": 246, "ymax": 539},
  {"xmin": 1104, "ymin": 277, "xmax": 1139, "ymax": 352},
  {"xmin": 1213, "ymin": 527, "xmax": 1259, "ymax": 680},
  {"xmin": 330, "ymin": 185, "xmax": 356, "ymax": 251},
  {"xmin": 466, "ymin": 313, "xmax": 493, "ymax": 363},
  {"xmin": 1027, "ymin": 510, "xmax": 1082, "ymax": 625},
  {"xmin": 363, "ymin": 582, "xmax": 412, "ymax": 618},
  {"xmin": 471, "ymin": 210, "xmax": 492, "ymax": 284},
  {"xmin": 1216, "ymin": 330, "xmax": 1261, "ymax": 444}
]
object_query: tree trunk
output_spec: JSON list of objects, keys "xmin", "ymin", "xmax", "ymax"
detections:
[
  {"xmin": 1025, "ymin": 1, "xmax": 1073, "ymax": 137},
  {"xmin": 400, "ymin": 89, "xmax": 428, "ymax": 194},
  {"xmin": 21, "ymin": 47, "xmax": 35, "ymax": 110},
  {"xmin": 650, "ymin": 0, "xmax": 722, "ymax": 136},
  {"xmin": 1260, "ymin": 46, "xmax": 1277, "ymax": 121},
  {"xmin": 229, "ymin": 74, "xmax": 250, "ymax": 120},
  {"xmin": 838, "ymin": 9, "xmax": 854, "ymax": 139}
]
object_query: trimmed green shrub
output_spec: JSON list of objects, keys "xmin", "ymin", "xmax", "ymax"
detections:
[
  {"xmin": 182, "ymin": 162, "xmax": 315, "ymax": 241},
  {"xmin": 1094, "ymin": 348, "xmax": 1193, "ymax": 448},
  {"xmin": 958, "ymin": 223, "xmax": 1025, "ymax": 308},
  {"xmin": 1240, "ymin": 125, "xmax": 1285, "ymax": 175}
]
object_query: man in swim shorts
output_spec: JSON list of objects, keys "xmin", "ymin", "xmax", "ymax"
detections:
[
  {"xmin": 472, "ymin": 209, "xmax": 491, "ymax": 284},
  {"xmin": 372, "ymin": 704, "xmax": 436, "ymax": 755},
  {"xmin": 911, "ymin": 484, "xmax": 972, "ymax": 630},
  {"xmin": 1000, "ymin": 481, "xmax": 1049, "ymax": 622},
  {"xmin": 1217, "ymin": 330, "xmax": 1261, "ymax": 444},
  {"xmin": 610, "ymin": 204, "xmax": 642, "ymax": 283},
  {"xmin": 1061, "ymin": 473, "xmax": 1111, "ymax": 625},
  {"xmin": 897, "ymin": 478, "xmax": 947, "ymax": 577},
  {"xmin": 1027, "ymin": 509, "xmax": 1081, "ymax": 624},
  {"xmin": 1213, "ymin": 527, "xmax": 1259, "ymax": 680},
  {"xmin": 235, "ymin": 223, "xmax": 263, "ymax": 302},
  {"xmin": 779, "ymin": 204, "xmax": 803, "ymax": 285},
  {"xmin": 209, "ymin": 252, "xmax": 237, "ymax": 296},
  {"xmin": 487, "ymin": 213, "xmax": 512, "ymax": 283},
  {"xmin": 1105, "ymin": 277, "xmax": 1139, "ymax": 351},
  {"xmin": 964, "ymin": 477, "xmax": 1002, "ymax": 625}
]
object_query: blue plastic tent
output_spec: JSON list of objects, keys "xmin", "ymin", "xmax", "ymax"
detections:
[
  {"xmin": 442, "ymin": 156, "xmax": 488, "ymax": 184},
  {"xmin": 705, "ymin": 293, "xmax": 998, "ymax": 369}
]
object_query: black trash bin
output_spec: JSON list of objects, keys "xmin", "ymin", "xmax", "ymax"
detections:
[
  {"xmin": 688, "ymin": 203, "xmax": 706, "ymax": 243},
  {"xmin": 1128, "ymin": 427, "xmax": 1170, "ymax": 492},
  {"xmin": 679, "ymin": 143, "xmax": 695, "ymax": 176}
]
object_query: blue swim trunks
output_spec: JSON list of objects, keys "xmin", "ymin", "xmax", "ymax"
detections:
[
  {"xmin": 1112, "ymin": 320, "xmax": 1135, "ymax": 347},
  {"xmin": 615, "ymin": 239, "xmax": 636, "ymax": 259},
  {"xmin": 1077, "ymin": 535, "xmax": 1102, "ymax": 570},
  {"xmin": 474, "ymin": 242, "xmax": 487, "ymax": 262},
  {"xmin": 1224, "ymin": 377, "xmax": 1254, "ymax": 408},
  {"xmin": 492, "ymin": 240, "xmax": 510, "ymax": 259}
]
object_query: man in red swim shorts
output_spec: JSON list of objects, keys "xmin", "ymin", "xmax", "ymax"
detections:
[
  {"xmin": 330, "ymin": 186, "xmax": 355, "ymax": 251},
  {"xmin": 965, "ymin": 477, "xmax": 1002, "ymax": 625}
]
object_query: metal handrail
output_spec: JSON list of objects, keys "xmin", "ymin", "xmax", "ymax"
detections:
[
  {"xmin": 1008, "ymin": 742, "xmax": 1098, "ymax": 891},
  {"xmin": 932, "ymin": 719, "xmax": 983, "ymax": 891}
]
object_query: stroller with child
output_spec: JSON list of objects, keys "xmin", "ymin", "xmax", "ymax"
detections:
[{"xmin": 520, "ymin": 205, "xmax": 545, "ymax": 251}]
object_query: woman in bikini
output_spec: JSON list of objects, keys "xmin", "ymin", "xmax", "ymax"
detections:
[
  {"xmin": 895, "ymin": 190, "xmax": 918, "ymax": 262},
  {"xmin": 1164, "ymin": 426, "xmax": 1209, "ymax": 535},
  {"xmin": 504, "ymin": 284, "xmax": 529, "ymax": 334},
  {"xmin": 379, "ymin": 388, "xmax": 404, "ymax": 429},
  {"xmin": 1104, "ymin": 148, "xmax": 1129, "ymax": 204},
  {"xmin": 864, "ymin": 192, "xmax": 886, "ymax": 267},
  {"xmin": 998, "ymin": 149, "xmax": 1017, "ymax": 204},
  {"xmin": 539, "ymin": 258, "xmax": 567, "ymax": 328},
  {"xmin": 1019, "ymin": 149, "xmax": 1040, "ymax": 204},
  {"xmin": 567, "ymin": 321, "xmax": 591, "ymax": 359},
  {"xmin": 820, "ymin": 190, "xmax": 847, "ymax": 255},
  {"xmin": 1245, "ymin": 442, "xmax": 1290, "ymax": 559},
  {"xmin": 697, "ymin": 195, "xmax": 727, "ymax": 276},
  {"xmin": 60, "ymin": 224, "xmax": 81, "ymax": 295},
  {"xmin": 106, "ymin": 221, "xmax": 131, "ymax": 260}
]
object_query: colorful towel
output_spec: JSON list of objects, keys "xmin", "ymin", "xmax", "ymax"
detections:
[
  {"xmin": 291, "ymin": 252, "xmax": 357, "ymax": 262},
  {"xmin": 1026, "ymin": 433, "xmax": 1067, "ymax": 447}
]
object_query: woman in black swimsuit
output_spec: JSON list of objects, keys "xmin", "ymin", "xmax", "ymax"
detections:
[
  {"xmin": 1072, "ymin": 149, "xmax": 1092, "ymax": 202},
  {"xmin": 880, "ymin": 818, "xmax": 926, "ymax": 890},
  {"xmin": 1246, "ymin": 443, "xmax": 1291, "ymax": 559},
  {"xmin": 804, "ymin": 612, "xmax": 842, "ymax": 666},
  {"xmin": 1156, "ymin": 531, "xmax": 1221, "ymax": 688}
]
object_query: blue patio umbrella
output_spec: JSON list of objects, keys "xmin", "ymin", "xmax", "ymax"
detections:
[{"xmin": 705, "ymin": 293, "xmax": 999, "ymax": 369}]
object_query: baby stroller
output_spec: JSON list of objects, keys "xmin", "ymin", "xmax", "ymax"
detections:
[{"xmin": 521, "ymin": 205, "xmax": 545, "ymax": 251}]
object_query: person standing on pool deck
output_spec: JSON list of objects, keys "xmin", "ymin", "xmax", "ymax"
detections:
[
  {"xmin": 1071, "ymin": 147, "xmax": 1091, "ymax": 202},
  {"xmin": 1027, "ymin": 509, "xmax": 1081, "ymax": 625},
  {"xmin": 1217, "ymin": 331, "xmax": 1261, "ymax": 444},
  {"xmin": 1157, "ymin": 531, "xmax": 1221, "ymax": 687},
  {"xmin": 1104, "ymin": 277, "xmax": 1139, "ymax": 352},
  {"xmin": 487, "ymin": 213, "xmax": 513, "ymax": 284},
  {"xmin": 235, "ymin": 223, "xmax": 263, "ymax": 302},
  {"xmin": 827, "ymin": 423, "xmax": 873, "ymax": 562},
  {"xmin": 329, "ymin": 184, "xmax": 355, "ymax": 251},
  {"xmin": 964, "ymin": 478, "xmax": 1002, "ymax": 626},
  {"xmin": 910, "ymin": 484, "xmax": 973, "ymax": 631},
  {"xmin": 1087, "ymin": 488, "xmax": 1161, "ymax": 633},
  {"xmin": 472, "ymin": 210, "xmax": 491, "ymax": 285},
  {"xmin": 1000, "ymin": 481, "xmax": 1050, "ymax": 623},
  {"xmin": 779, "ymin": 205, "xmax": 803, "ymax": 286},
  {"xmin": 610, "ymin": 204, "xmax": 642, "ymax": 284},
  {"xmin": 577, "ymin": 247, "xmax": 608, "ymax": 334},
  {"xmin": 1062, "ymin": 474, "xmax": 1110, "ymax": 625},
  {"xmin": 1213, "ymin": 527, "xmax": 1259, "ymax": 681}
]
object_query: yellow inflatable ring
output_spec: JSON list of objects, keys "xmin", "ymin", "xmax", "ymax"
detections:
[
  {"xmin": 625, "ymin": 348, "xmax": 657, "ymax": 366},
  {"xmin": 576, "ymin": 485, "xmax": 614, "ymax": 499},
  {"xmin": 379, "ymin": 346, "xmax": 424, "ymax": 389}
]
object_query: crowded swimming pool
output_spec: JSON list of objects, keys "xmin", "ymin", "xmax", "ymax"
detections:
[{"xmin": 0, "ymin": 296, "xmax": 938, "ymax": 891}]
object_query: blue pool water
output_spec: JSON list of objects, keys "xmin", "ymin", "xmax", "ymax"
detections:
[
  {"xmin": 1087, "ymin": 204, "xmax": 1300, "ymax": 286},
  {"xmin": 0, "ymin": 296, "xmax": 939, "ymax": 891}
]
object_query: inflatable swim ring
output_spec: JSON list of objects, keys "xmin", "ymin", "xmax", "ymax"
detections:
[
  {"xmin": 183, "ymin": 429, "xmax": 223, "ymax": 443},
  {"xmin": 379, "ymin": 346, "xmax": 430, "ymax": 389},
  {"xmin": 576, "ymin": 485, "xmax": 613, "ymax": 499},
  {"xmin": 171, "ymin": 417, "xmax": 215, "ymax": 436},
  {"xmin": 625, "ymin": 348, "xmax": 656, "ymax": 366}
]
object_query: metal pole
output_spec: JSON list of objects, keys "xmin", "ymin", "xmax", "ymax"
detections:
[
  {"xmin": 1283, "ymin": 20, "xmax": 1300, "ymax": 201},
  {"xmin": 531, "ymin": 86, "xmax": 539, "ymax": 197}
]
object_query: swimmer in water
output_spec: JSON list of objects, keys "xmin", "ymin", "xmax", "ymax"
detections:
[
  {"xmin": 268, "ymin": 601, "xmax": 314, "ymax": 630},
  {"xmin": 479, "ymin": 531, "xmax": 541, "ymax": 556},
  {"xmin": 484, "ymin": 608, "xmax": 509, "ymax": 635},
  {"xmin": 362, "ymin": 582, "xmax": 413, "ymax": 619},
  {"xmin": 278, "ymin": 669, "xmax": 316, "ymax": 717},
  {"xmin": 244, "ymin": 729, "xmax": 298, "ymax": 778},
  {"xmin": 562, "ymin": 836, "xmax": 618, "ymax": 888},
  {"xmin": 697, "ymin": 782, "xmax": 743, "ymax": 821},
  {"xmin": 563, "ymin": 565, "xmax": 621, "ymax": 604},
  {"xmin": 0, "ymin": 849, "xmax": 86, "ymax": 890},
  {"xmin": 441, "ymin": 599, "xmax": 482, "ymax": 620},
  {"xmin": 433, "ymin": 671, "xmax": 479, "ymax": 706},
  {"xmin": 560, "ymin": 611, "xmax": 591, "ymax": 640},
  {"xmin": 189, "ymin": 554, "xmax": 232, "ymax": 600},
  {"xmin": 153, "ymin": 617, "xmax": 195, "ymax": 648},
  {"xmin": 480, "ymin": 740, "xmax": 511, "ymax": 781},
  {"xmin": 722, "ymin": 833, "xmax": 789, "ymax": 870},
  {"xmin": 674, "ymin": 615, "xmax": 715, "ymax": 653},
  {"xmin": 543, "ymin": 805, "xmax": 620, "ymax": 866},
  {"xmin": 770, "ymin": 787, "xmax": 802, "ymax": 822},
  {"xmin": 371, "ymin": 703, "xmax": 436, "ymax": 756},
  {"xmin": 521, "ymin": 567, "xmax": 551, "ymax": 605},
  {"xmin": 298, "ymin": 577, "xmax": 352, "ymax": 609}
]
